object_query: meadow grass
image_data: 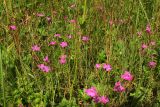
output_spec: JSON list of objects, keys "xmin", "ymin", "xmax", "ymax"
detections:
[{"xmin": 0, "ymin": 0, "xmax": 160, "ymax": 107}]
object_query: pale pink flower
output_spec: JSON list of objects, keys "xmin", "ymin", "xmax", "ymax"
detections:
[
  {"xmin": 146, "ymin": 24, "xmax": 151, "ymax": 34},
  {"xmin": 109, "ymin": 20, "xmax": 113, "ymax": 26},
  {"xmin": 43, "ymin": 56, "xmax": 49, "ymax": 63},
  {"xmin": 67, "ymin": 34, "xmax": 72, "ymax": 39},
  {"xmin": 150, "ymin": 41, "xmax": 156, "ymax": 46},
  {"xmin": 70, "ymin": 19, "xmax": 76, "ymax": 23},
  {"xmin": 82, "ymin": 36, "xmax": 89, "ymax": 42},
  {"xmin": 54, "ymin": 34, "xmax": 61, "ymax": 37},
  {"xmin": 148, "ymin": 61, "xmax": 156, "ymax": 68},
  {"xmin": 103, "ymin": 64, "xmax": 112, "ymax": 71},
  {"xmin": 141, "ymin": 43, "xmax": 148, "ymax": 49},
  {"xmin": 49, "ymin": 41, "xmax": 56, "ymax": 46},
  {"xmin": 9, "ymin": 25, "xmax": 17, "ymax": 30},
  {"xmin": 60, "ymin": 42, "xmax": 68, "ymax": 48},
  {"xmin": 37, "ymin": 64, "xmax": 50, "ymax": 72},
  {"xmin": 32, "ymin": 45, "xmax": 40, "ymax": 52},
  {"xmin": 137, "ymin": 31, "xmax": 142, "ymax": 37},
  {"xmin": 46, "ymin": 16, "xmax": 51, "ymax": 22},
  {"xmin": 95, "ymin": 64, "xmax": 101, "ymax": 69},
  {"xmin": 84, "ymin": 87, "xmax": 98, "ymax": 98},
  {"xmin": 121, "ymin": 71, "xmax": 133, "ymax": 81},
  {"xmin": 114, "ymin": 81, "xmax": 125, "ymax": 92},
  {"xmin": 36, "ymin": 13, "xmax": 45, "ymax": 17},
  {"xmin": 99, "ymin": 96, "xmax": 109, "ymax": 104},
  {"xmin": 59, "ymin": 55, "xmax": 67, "ymax": 64}
]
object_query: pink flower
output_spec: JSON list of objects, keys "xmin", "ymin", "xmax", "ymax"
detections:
[
  {"xmin": 54, "ymin": 34, "xmax": 61, "ymax": 37},
  {"xmin": 114, "ymin": 81, "xmax": 125, "ymax": 92},
  {"xmin": 36, "ymin": 13, "xmax": 45, "ymax": 17},
  {"xmin": 121, "ymin": 71, "xmax": 133, "ymax": 81},
  {"xmin": 49, "ymin": 41, "xmax": 56, "ymax": 46},
  {"xmin": 46, "ymin": 16, "xmax": 51, "ymax": 22},
  {"xmin": 43, "ymin": 56, "xmax": 49, "ymax": 63},
  {"xmin": 146, "ymin": 24, "xmax": 151, "ymax": 34},
  {"xmin": 99, "ymin": 96, "xmax": 109, "ymax": 104},
  {"xmin": 150, "ymin": 41, "xmax": 156, "ymax": 46},
  {"xmin": 109, "ymin": 20, "xmax": 113, "ymax": 26},
  {"xmin": 84, "ymin": 87, "xmax": 98, "ymax": 98},
  {"xmin": 67, "ymin": 34, "xmax": 72, "ymax": 39},
  {"xmin": 70, "ymin": 19, "xmax": 76, "ymax": 23},
  {"xmin": 95, "ymin": 64, "xmax": 101, "ymax": 69},
  {"xmin": 32, "ymin": 45, "xmax": 40, "ymax": 52},
  {"xmin": 141, "ymin": 43, "xmax": 148, "ymax": 49},
  {"xmin": 82, "ymin": 36, "xmax": 89, "ymax": 42},
  {"xmin": 9, "ymin": 25, "xmax": 17, "ymax": 30},
  {"xmin": 37, "ymin": 64, "xmax": 50, "ymax": 72},
  {"xmin": 59, "ymin": 55, "xmax": 67, "ymax": 64},
  {"xmin": 60, "ymin": 42, "xmax": 68, "ymax": 48},
  {"xmin": 148, "ymin": 61, "xmax": 156, "ymax": 68},
  {"xmin": 103, "ymin": 64, "xmax": 112, "ymax": 71},
  {"xmin": 137, "ymin": 31, "xmax": 142, "ymax": 37}
]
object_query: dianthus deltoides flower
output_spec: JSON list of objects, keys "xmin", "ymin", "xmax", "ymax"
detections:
[
  {"xmin": 84, "ymin": 87, "xmax": 98, "ymax": 98},
  {"xmin": 99, "ymin": 96, "xmax": 109, "ymax": 104},
  {"xmin": 148, "ymin": 61, "xmax": 156, "ymax": 68},
  {"xmin": 121, "ymin": 71, "xmax": 133, "ymax": 81},
  {"xmin": 37, "ymin": 64, "xmax": 50, "ymax": 72},
  {"xmin": 114, "ymin": 81, "xmax": 125, "ymax": 92},
  {"xmin": 103, "ymin": 63, "xmax": 112, "ymax": 72}
]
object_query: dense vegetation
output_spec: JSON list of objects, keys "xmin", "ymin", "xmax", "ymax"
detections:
[{"xmin": 0, "ymin": 0, "xmax": 160, "ymax": 106}]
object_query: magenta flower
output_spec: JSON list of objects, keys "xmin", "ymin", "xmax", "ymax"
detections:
[
  {"xmin": 54, "ymin": 34, "xmax": 61, "ymax": 37},
  {"xmin": 95, "ymin": 64, "xmax": 101, "ymax": 69},
  {"xmin": 9, "ymin": 25, "xmax": 17, "ymax": 30},
  {"xmin": 148, "ymin": 61, "xmax": 156, "ymax": 68},
  {"xmin": 32, "ymin": 45, "xmax": 40, "ymax": 52},
  {"xmin": 82, "ymin": 36, "xmax": 89, "ymax": 42},
  {"xmin": 99, "ymin": 96, "xmax": 109, "ymax": 104},
  {"xmin": 121, "ymin": 71, "xmax": 133, "ymax": 81},
  {"xmin": 114, "ymin": 81, "xmax": 125, "ymax": 92},
  {"xmin": 146, "ymin": 24, "xmax": 151, "ymax": 34},
  {"xmin": 37, "ymin": 64, "xmax": 50, "ymax": 72},
  {"xmin": 36, "ymin": 13, "xmax": 45, "ymax": 17},
  {"xmin": 49, "ymin": 41, "xmax": 56, "ymax": 46},
  {"xmin": 84, "ymin": 87, "xmax": 98, "ymax": 98},
  {"xmin": 59, "ymin": 55, "xmax": 67, "ymax": 64},
  {"xmin": 103, "ymin": 64, "xmax": 112, "ymax": 72},
  {"xmin": 60, "ymin": 42, "xmax": 68, "ymax": 48},
  {"xmin": 141, "ymin": 43, "xmax": 148, "ymax": 49},
  {"xmin": 43, "ymin": 56, "xmax": 49, "ymax": 63}
]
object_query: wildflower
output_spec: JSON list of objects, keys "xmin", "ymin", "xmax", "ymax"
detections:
[
  {"xmin": 59, "ymin": 55, "xmax": 67, "ymax": 64},
  {"xmin": 67, "ymin": 34, "xmax": 72, "ymax": 39},
  {"xmin": 9, "ymin": 25, "xmax": 17, "ymax": 30},
  {"xmin": 32, "ymin": 45, "xmax": 40, "ymax": 52},
  {"xmin": 146, "ymin": 24, "xmax": 151, "ymax": 34},
  {"xmin": 43, "ymin": 56, "xmax": 49, "ymax": 63},
  {"xmin": 150, "ymin": 41, "xmax": 156, "ymax": 46},
  {"xmin": 109, "ymin": 20, "xmax": 113, "ymax": 26},
  {"xmin": 36, "ymin": 13, "xmax": 45, "ymax": 17},
  {"xmin": 60, "ymin": 42, "xmax": 68, "ymax": 48},
  {"xmin": 121, "ymin": 71, "xmax": 133, "ymax": 81},
  {"xmin": 37, "ymin": 64, "xmax": 50, "ymax": 72},
  {"xmin": 103, "ymin": 64, "xmax": 112, "ymax": 72},
  {"xmin": 148, "ymin": 61, "xmax": 156, "ymax": 68},
  {"xmin": 46, "ymin": 16, "xmax": 51, "ymax": 22},
  {"xmin": 99, "ymin": 96, "xmax": 109, "ymax": 104},
  {"xmin": 137, "ymin": 31, "xmax": 142, "ymax": 37},
  {"xmin": 82, "ymin": 36, "xmax": 89, "ymax": 42},
  {"xmin": 70, "ymin": 19, "xmax": 76, "ymax": 23},
  {"xmin": 95, "ymin": 64, "xmax": 101, "ymax": 69},
  {"xmin": 141, "ymin": 43, "xmax": 148, "ymax": 49},
  {"xmin": 84, "ymin": 87, "xmax": 98, "ymax": 98},
  {"xmin": 49, "ymin": 41, "xmax": 56, "ymax": 46},
  {"xmin": 54, "ymin": 34, "xmax": 61, "ymax": 37},
  {"xmin": 114, "ymin": 81, "xmax": 125, "ymax": 92}
]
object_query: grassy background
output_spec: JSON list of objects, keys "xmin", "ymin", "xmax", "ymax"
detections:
[{"xmin": 0, "ymin": 0, "xmax": 160, "ymax": 106}]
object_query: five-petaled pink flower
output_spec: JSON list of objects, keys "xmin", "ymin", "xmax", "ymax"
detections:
[
  {"xmin": 54, "ymin": 34, "xmax": 61, "ymax": 37},
  {"xmin": 36, "ymin": 13, "xmax": 45, "ymax": 17},
  {"xmin": 114, "ymin": 81, "xmax": 125, "ymax": 92},
  {"xmin": 141, "ymin": 43, "xmax": 148, "ymax": 49},
  {"xmin": 43, "ymin": 56, "xmax": 49, "ymax": 63},
  {"xmin": 137, "ymin": 31, "xmax": 142, "ymax": 37},
  {"xmin": 82, "ymin": 36, "xmax": 89, "ymax": 42},
  {"xmin": 32, "ymin": 45, "xmax": 40, "ymax": 52},
  {"xmin": 95, "ymin": 64, "xmax": 101, "ymax": 69},
  {"xmin": 121, "ymin": 71, "xmax": 133, "ymax": 81},
  {"xmin": 70, "ymin": 19, "xmax": 76, "ymax": 23},
  {"xmin": 59, "ymin": 55, "xmax": 67, "ymax": 64},
  {"xmin": 67, "ymin": 34, "xmax": 72, "ymax": 39},
  {"xmin": 150, "ymin": 41, "xmax": 156, "ymax": 46},
  {"xmin": 9, "ymin": 25, "xmax": 17, "ymax": 30},
  {"xmin": 84, "ymin": 87, "xmax": 98, "ymax": 98},
  {"xmin": 146, "ymin": 24, "xmax": 151, "ymax": 34},
  {"xmin": 60, "ymin": 42, "xmax": 68, "ymax": 48},
  {"xmin": 37, "ymin": 64, "xmax": 50, "ymax": 72},
  {"xmin": 148, "ymin": 61, "xmax": 156, "ymax": 68},
  {"xmin": 103, "ymin": 64, "xmax": 112, "ymax": 72},
  {"xmin": 99, "ymin": 96, "xmax": 109, "ymax": 104},
  {"xmin": 49, "ymin": 41, "xmax": 56, "ymax": 46}
]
